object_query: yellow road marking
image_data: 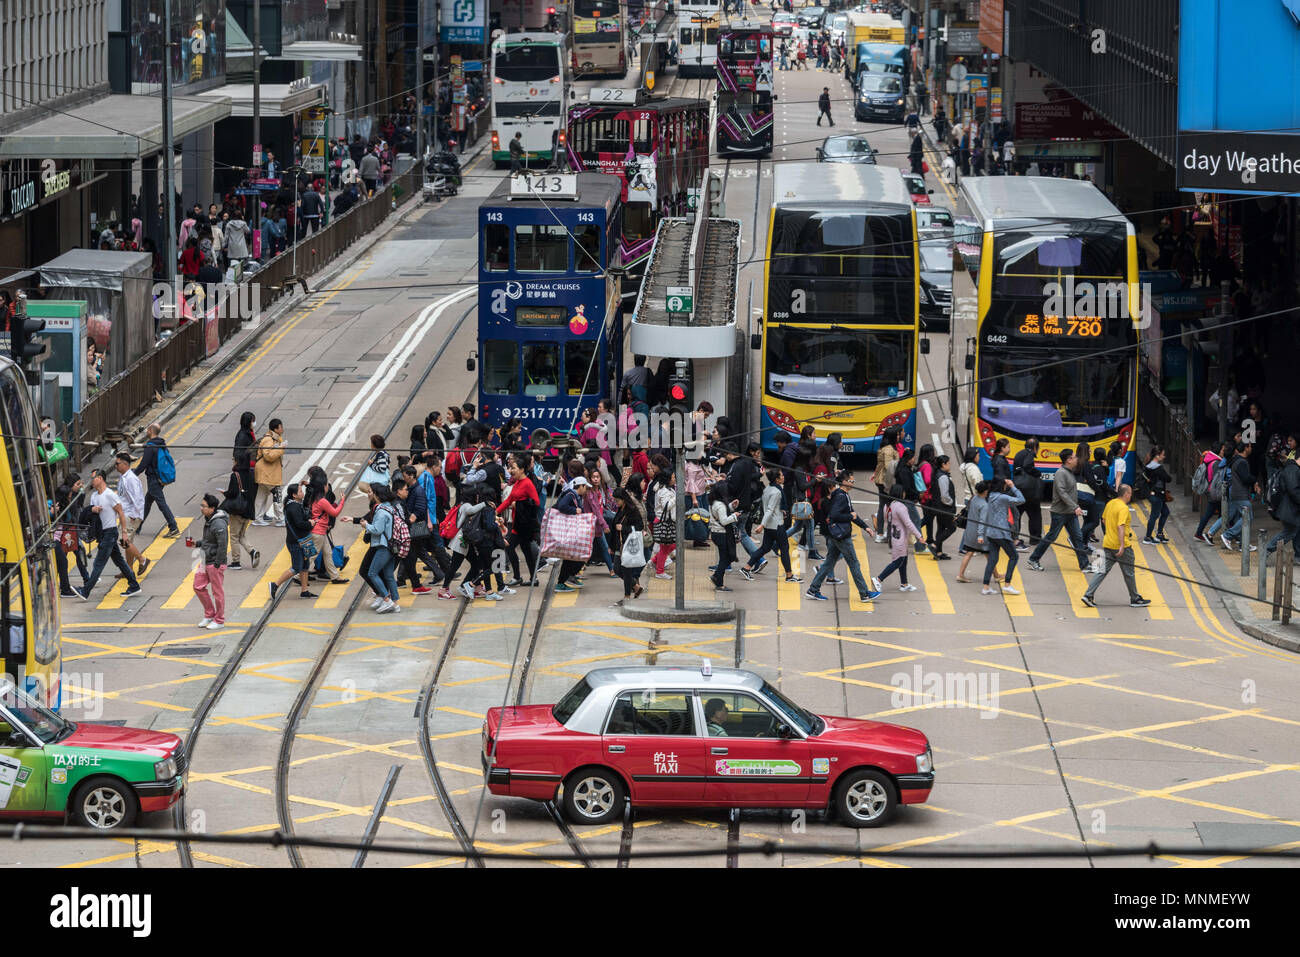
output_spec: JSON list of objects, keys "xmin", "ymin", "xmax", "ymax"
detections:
[
  {"xmin": 847, "ymin": 532, "xmax": 873, "ymax": 612},
  {"xmin": 911, "ymin": 549, "xmax": 955, "ymax": 614},
  {"xmin": 779, "ymin": 542, "xmax": 801, "ymax": 610},
  {"xmin": 243, "ymin": 547, "xmax": 293, "ymax": 608},
  {"xmin": 99, "ymin": 518, "xmax": 194, "ymax": 609},
  {"xmin": 1128, "ymin": 539, "xmax": 1175, "ymax": 620},
  {"xmin": 1056, "ymin": 558, "xmax": 1100, "ymax": 618}
]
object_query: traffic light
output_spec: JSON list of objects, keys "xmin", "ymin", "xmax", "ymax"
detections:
[
  {"xmin": 668, "ymin": 360, "xmax": 692, "ymax": 417},
  {"xmin": 8, "ymin": 294, "xmax": 45, "ymax": 368}
]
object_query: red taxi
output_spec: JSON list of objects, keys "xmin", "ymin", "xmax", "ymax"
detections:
[{"xmin": 483, "ymin": 666, "xmax": 933, "ymax": 828}]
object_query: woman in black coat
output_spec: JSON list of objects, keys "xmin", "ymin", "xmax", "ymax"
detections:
[{"xmin": 221, "ymin": 455, "xmax": 259, "ymax": 569}]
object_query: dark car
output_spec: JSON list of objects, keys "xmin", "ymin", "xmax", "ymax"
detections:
[
  {"xmin": 816, "ymin": 134, "xmax": 878, "ymax": 164},
  {"xmin": 797, "ymin": 6, "xmax": 827, "ymax": 27},
  {"xmin": 919, "ymin": 239, "xmax": 953, "ymax": 332},
  {"xmin": 854, "ymin": 72, "xmax": 905, "ymax": 122}
]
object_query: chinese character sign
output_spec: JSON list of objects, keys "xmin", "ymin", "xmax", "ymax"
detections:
[{"xmin": 440, "ymin": 0, "xmax": 485, "ymax": 44}]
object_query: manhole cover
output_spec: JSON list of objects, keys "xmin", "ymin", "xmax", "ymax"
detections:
[{"xmin": 161, "ymin": 645, "xmax": 210, "ymax": 656}]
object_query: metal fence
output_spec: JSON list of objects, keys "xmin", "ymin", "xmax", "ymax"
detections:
[
  {"xmin": 68, "ymin": 168, "xmax": 418, "ymax": 470},
  {"xmin": 1138, "ymin": 375, "xmax": 1200, "ymax": 504}
]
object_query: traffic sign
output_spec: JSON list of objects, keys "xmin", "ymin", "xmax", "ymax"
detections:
[
  {"xmin": 667, "ymin": 286, "xmax": 693, "ymax": 314},
  {"xmin": 948, "ymin": 62, "xmax": 967, "ymax": 83}
]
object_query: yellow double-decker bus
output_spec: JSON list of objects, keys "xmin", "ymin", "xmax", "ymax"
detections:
[
  {"xmin": 759, "ymin": 163, "xmax": 920, "ymax": 455},
  {"xmin": 950, "ymin": 177, "xmax": 1141, "ymax": 476},
  {"xmin": 0, "ymin": 356, "xmax": 61, "ymax": 708}
]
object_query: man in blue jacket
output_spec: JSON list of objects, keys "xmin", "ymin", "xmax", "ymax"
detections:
[
  {"xmin": 806, "ymin": 470, "xmax": 881, "ymax": 603},
  {"xmin": 134, "ymin": 422, "xmax": 180, "ymax": 537}
]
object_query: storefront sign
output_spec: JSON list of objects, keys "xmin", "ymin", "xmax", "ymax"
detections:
[
  {"xmin": 440, "ymin": 0, "xmax": 486, "ymax": 44},
  {"xmin": 946, "ymin": 23, "xmax": 982, "ymax": 55},
  {"xmin": 1176, "ymin": 132, "xmax": 1300, "ymax": 194},
  {"xmin": 0, "ymin": 159, "xmax": 89, "ymax": 222}
]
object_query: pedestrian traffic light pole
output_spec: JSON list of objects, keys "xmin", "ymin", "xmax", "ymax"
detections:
[
  {"xmin": 162, "ymin": 0, "xmax": 178, "ymax": 304},
  {"xmin": 252, "ymin": 0, "xmax": 261, "ymax": 236},
  {"xmin": 674, "ymin": 358, "xmax": 689, "ymax": 611}
]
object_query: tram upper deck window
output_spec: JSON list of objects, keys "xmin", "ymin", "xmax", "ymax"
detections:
[
  {"xmin": 485, "ymin": 222, "xmax": 510, "ymax": 271},
  {"xmin": 574, "ymin": 225, "xmax": 601, "ymax": 271},
  {"xmin": 516, "ymin": 224, "xmax": 569, "ymax": 272},
  {"xmin": 624, "ymin": 202, "xmax": 654, "ymax": 240}
]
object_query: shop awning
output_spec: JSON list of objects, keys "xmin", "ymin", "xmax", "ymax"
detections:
[
  {"xmin": 274, "ymin": 41, "xmax": 363, "ymax": 62},
  {"xmin": 196, "ymin": 82, "xmax": 327, "ymax": 118},
  {"xmin": 0, "ymin": 94, "xmax": 232, "ymax": 160}
]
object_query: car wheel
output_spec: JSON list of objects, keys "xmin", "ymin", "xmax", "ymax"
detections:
[
  {"xmin": 70, "ymin": 776, "xmax": 139, "ymax": 831},
  {"xmin": 560, "ymin": 767, "xmax": 625, "ymax": 825},
  {"xmin": 835, "ymin": 769, "xmax": 897, "ymax": 828}
]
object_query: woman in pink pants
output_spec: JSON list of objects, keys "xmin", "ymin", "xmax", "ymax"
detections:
[
  {"xmin": 651, "ymin": 467, "xmax": 678, "ymax": 576},
  {"xmin": 194, "ymin": 494, "xmax": 229, "ymax": 630}
]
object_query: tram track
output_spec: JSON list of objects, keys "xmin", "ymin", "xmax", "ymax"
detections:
[{"xmin": 170, "ymin": 296, "xmax": 476, "ymax": 868}]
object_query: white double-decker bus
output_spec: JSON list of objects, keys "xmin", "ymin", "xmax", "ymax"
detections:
[
  {"xmin": 490, "ymin": 32, "xmax": 569, "ymax": 168},
  {"xmin": 677, "ymin": 0, "xmax": 721, "ymax": 78}
]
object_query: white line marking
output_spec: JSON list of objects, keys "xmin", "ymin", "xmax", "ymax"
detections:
[
  {"xmin": 921, "ymin": 397, "xmax": 935, "ymax": 425},
  {"xmin": 932, "ymin": 432, "xmax": 943, "ymax": 451},
  {"xmin": 291, "ymin": 286, "xmax": 476, "ymax": 485}
]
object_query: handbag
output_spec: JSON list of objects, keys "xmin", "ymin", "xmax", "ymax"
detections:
[
  {"xmin": 791, "ymin": 498, "xmax": 813, "ymax": 522},
  {"xmin": 408, "ymin": 519, "xmax": 431, "ymax": 540},
  {"xmin": 653, "ymin": 503, "xmax": 676, "ymax": 544},
  {"xmin": 56, "ymin": 523, "xmax": 80, "ymax": 553},
  {"xmin": 297, "ymin": 535, "xmax": 319, "ymax": 559},
  {"xmin": 620, "ymin": 528, "xmax": 647, "ymax": 568},
  {"xmin": 913, "ymin": 471, "xmax": 926, "ymax": 495},
  {"xmin": 1164, "ymin": 490, "xmax": 1174, "ymax": 503},
  {"xmin": 540, "ymin": 508, "xmax": 596, "ymax": 562},
  {"xmin": 955, "ymin": 504, "xmax": 970, "ymax": 530},
  {"xmin": 685, "ymin": 507, "xmax": 711, "ymax": 542},
  {"xmin": 224, "ymin": 472, "xmax": 250, "ymax": 515}
]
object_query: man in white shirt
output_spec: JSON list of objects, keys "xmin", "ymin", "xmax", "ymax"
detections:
[
  {"xmin": 74, "ymin": 469, "xmax": 141, "ymax": 599},
  {"xmin": 114, "ymin": 452, "xmax": 151, "ymax": 575}
]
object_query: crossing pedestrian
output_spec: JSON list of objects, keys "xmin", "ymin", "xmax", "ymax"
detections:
[
  {"xmin": 253, "ymin": 418, "xmax": 286, "ymax": 526},
  {"xmin": 955, "ymin": 480, "xmax": 990, "ymax": 583},
  {"xmin": 361, "ymin": 484, "xmax": 402, "ymax": 612},
  {"xmin": 1081, "ymin": 485, "xmax": 1150, "ymax": 608},
  {"xmin": 1221, "ymin": 441, "xmax": 1259, "ymax": 550},
  {"xmin": 439, "ymin": 484, "xmax": 489, "ymax": 600},
  {"xmin": 305, "ymin": 479, "xmax": 349, "ymax": 584},
  {"xmin": 54, "ymin": 476, "xmax": 89, "ymax": 597},
  {"xmin": 611, "ymin": 486, "xmax": 646, "ymax": 603},
  {"xmin": 1026, "ymin": 449, "xmax": 1093, "ymax": 574},
  {"xmin": 806, "ymin": 470, "xmax": 879, "ymax": 602},
  {"xmin": 746, "ymin": 468, "xmax": 799, "ymax": 582},
  {"xmin": 112, "ymin": 453, "xmax": 150, "ymax": 576},
  {"xmin": 872, "ymin": 483, "xmax": 924, "ymax": 593},
  {"xmin": 708, "ymin": 483, "xmax": 743, "ymax": 591},
  {"xmin": 270, "ymin": 483, "xmax": 317, "ymax": 602},
  {"xmin": 401, "ymin": 463, "xmax": 445, "ymax": 586},
  {"xmin": 553, "ymin": 474, "xmax": 593, "ymax": 594},
  {"xmin": 817, "ymin": 87, "xmax": 834, "ymax": 126},
  {"xmin": 1264, "ymin": 447, "xmax": 1300, "ymax": 563},
  {"xmin": 1140, "ymin": 446, "xmax": 1173, "ymax": 544},
  {"xmin": 927, "ymin": 455, "xmax": 957, "ymax": 560},
  {"xmin": 220, "ymin": 456, "xmax": 259, "ymax": 570},
  {"xmin": 979, "ymin": 478, "xmax": 1024, "ymax": 596},
  {"xmin": 499, "ymin": 452, "xmax": 541, "ymax": 587},
  {"xmin": 872, "ymin": 426, "xmax": 902, "ymax": 541},
  {"xmin": 1012, "ymin": 437, "xmax": 1043, "ymax": 549},
  {"xmin": 136, "ymin": 422, "xmax": 181, "ymax": 537},
  {"xmin": 72, "ymin": 470, "xmax": 142, "ymax": 600},
  {"xmin": 193, "ymin": 493, "xmax": 228, "ymax": 628},
  {"xmin": 650, "ymin": 466, "xmax": 678, "ymax": 577}
]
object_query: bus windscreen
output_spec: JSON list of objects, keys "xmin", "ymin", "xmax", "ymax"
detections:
[{"xmin": 496, "ymin": 45, "xmax": 562, "ymax": 82}]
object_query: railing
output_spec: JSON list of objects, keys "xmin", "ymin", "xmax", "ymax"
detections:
[
  {"xmin": 1138, "ymin": 376, "xmax": 1200, "ymax": 505},
  {"xmin": 68, "ymin": 166, "xmax": 417, "ymax": 470}
]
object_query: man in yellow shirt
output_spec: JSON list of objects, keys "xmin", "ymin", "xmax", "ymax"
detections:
[{"xmin": 1081, "ymin": 484, "xmax": 1151, "ymax": 608}]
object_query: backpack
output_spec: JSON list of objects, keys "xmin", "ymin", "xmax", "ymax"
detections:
[
  {"xmin": 155, "ymin": 444, "xmax": 176, "ymax": 485},
  {"xmin": 1266, "ymin": 432, "xmax": 1286, "ymax": 465},
  {"xmin": 1208, "ymin": 460, "xmax": 1229, "ymax": 501},
  {"xmin": 438, "ymin": 506, "xmax": 460, "ymax": 540},
  {"xmin": 1191, "ymin": 460, "xmax": 1210, "ymax": 496},
  {"xmin": 1265, "ymin": 468, "xmax": 1287, "ymax": 519},
  {"xmin": 383, "ymin": 504, "xmax": 411, "ymax": 558},
  {"xmin": 1132, "ymin": 465, "xmax": 1150, "ymax": 498}
]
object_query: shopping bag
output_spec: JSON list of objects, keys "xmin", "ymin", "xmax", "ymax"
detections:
[
  {"xmin": 539, "ymin": 508, "xmax": 596, "ymax": 562},
  {"xmin": 620, "ymin": 528, "xmax": 647, "ymax": 568}
]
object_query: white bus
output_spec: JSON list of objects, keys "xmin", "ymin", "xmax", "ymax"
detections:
[
  {"xmin": 490, "ymin": 32, "xmax": 568, "ymax": 168},
  {"xmin": 678, "ymin": 0, "xmax": 722, "ymax": 78}
]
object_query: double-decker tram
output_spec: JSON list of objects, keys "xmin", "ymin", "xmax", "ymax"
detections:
[
  {"xmin": 570, "ymin": 0, "xmax": 627, "ymax": 77},
  {"xmin": 677, "ymin": 0, "xmax": 721, "ymax": 78},
  {"xmin": 951, "ymin": 177, "xmax": 1141, "ymax": 475},
  {"xmin": 716, "ymin": 22, "xmax": 774, "ymax": 156},
  {"xmin": 489, "ymin": 32, "xmax": 568, "ymax": 168},
  {"xmin": 477, "ymin": 173, "xmax": 625, "ymax": 433},
  {"xmin": 759, "ymin": 164, "xmax": 921, "ymax": 454},
  {"xmin": 565, "ymin": 96, "xmax": 710, "ymax": 286},
  {"xmin": 0, "ymin": 357, "xmax": 61, "ymax": 708}
]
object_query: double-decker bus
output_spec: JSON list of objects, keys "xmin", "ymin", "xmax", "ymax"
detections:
[
  {"xmin": 571, "ymin": 0, "xmax": 626, "ymax": 77},
  {"xmin": 759, "ymin": 164, "xmax": 920, "ymax": 454},
  {"xmin": 0, "ymin": 357, "xmax": 61, "ymax": 708},
  {"xmin": 950, "ymin": 177, "xmax": 1141, "ymax": 476},
  {"xmin": 478, "ymin": 173, "xmax": 624, "ymax": 432},
  {"xmin": 716, "ymin": 22, "xmax": 774, "ymax": 156},
  {"xmin": 565, "ymin": 97, "xmax": 710, "ymax": 285},
  {"xmin": 490, "ymin": 33, "xmax": 568, "ymax": 168},
  {"xmin": 677, "ymin": 0, "xmax": 722, "ymax": 78}
]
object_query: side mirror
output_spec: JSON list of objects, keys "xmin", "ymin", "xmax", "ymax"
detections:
[
  {"xmin": 751, "ymin": 332, "xmax": 762, "ymax": 350},
  {"xmin": 774, "ymin": 723, "xmax": 793, "ymax": 738},
  {"xmin": 466, "ymin": 350, "xmax": 477, "ymax": 373},
  {"xmin": 815, "ymin": 149, "xmax": 824, "ymax": 161},
  {"xmin": 920, "ymin": 337, "xmax": 931, "ymax": 355},
  {"xmin": 928, "ymin": 188, "xmax": 935, "ymax": 194}
]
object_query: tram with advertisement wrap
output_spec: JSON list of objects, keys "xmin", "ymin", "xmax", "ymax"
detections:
[
  {"xmin": 759, "ymin": 164, "xmax": 921, "ymax": 454},
  {"xmin": 565, "ymin": 96, "xmax": 710, "ymax": 285},
  {"xmin": 716, "ymin": 22, "xmax": 775, "ymax": 156},
  {"xmin": 950, "ymin": 177, "xmax": 1141, "ymax": 476},
  {"xmin": 0, "ymin": 357, "xmax": 61, "ymax": 709},
  {"xmin": 477, "ymin": 173, "xmax": 624, "ymax": 433}
]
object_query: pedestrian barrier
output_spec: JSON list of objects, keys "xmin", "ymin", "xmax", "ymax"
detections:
[
  {"xmin": 1138, "ymin": 377, "xmax": 1199, "ymax": 503},
  {"xmin": 68, "ymin": 164, "xmax": 417, "ymax": 470},
  {"xmin": 1271, "ymin": 542, "xmax": 1295, "ymax": 625}
]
